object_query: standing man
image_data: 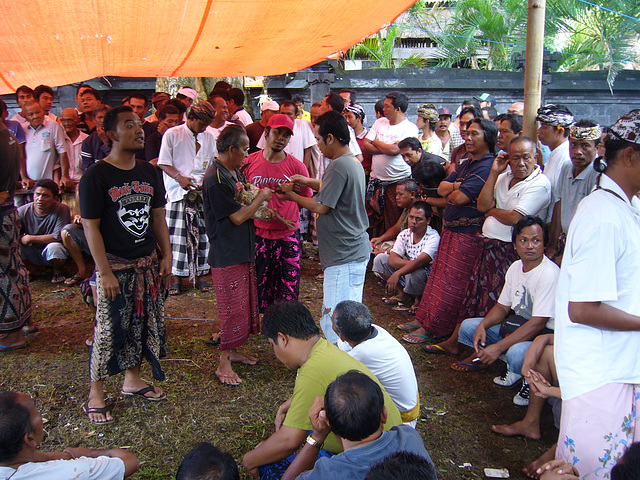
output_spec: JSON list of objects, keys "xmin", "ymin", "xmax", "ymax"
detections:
[
  {"xmin": 244, "ymin": 114, "xmax": 313, "ymax": 311},
  {"xmin": 206, "ymin": 94, "xmax": 233, "ymax": 142},
  {"xmin": 79, "ymin": 105, "xmax": 172, "ymax": 423},
  {"xmin": 246, "ymin": 101, "xmax": 279, "ymax": 153},
  {"xmin": 145, "ymin": 104, "xmax": 181, "ymax": 166},
  {"xmin": 362, "ymin": 91, "xmax": 419, "ymax": 237},
  {"xmin": 228, "ymin": 88, "xmax": 252, "ymax": 127},
  {"xmin": 34, "ymin": 85, "xmax": 58, "ymax": 124},
  {"xmin": 60, "ymin": 108, "xmax": 88, "ymax": 186},
  {"xmin": 80, "ymin": 105, "xmax": 111, "ymax": 172},
  {"xmin": 10, "ymin": 86, "xmax": 34, "ymax": 124},
  {"xmin": 344, "ymin": 103, "xmax": 372, "ymax": 177},
  {"xmin": 77, "ymin": 88, "xmax": 102, "ymax": 134},
  {"xmin": 536, "ymin": 104, "xmax": 574, "ymax": 203},
  {"xmin": 158, "ymin": 101, "xmax": 217, "ymax": 295},
  {"xmin": 280, "ymin": 111, "xmax": 371, "ymax": 344},
  {"xmin": 145, "ymin": 92, "xmax": 170, "ymax": 123},
  {"xmin": 176, "ymin": 87, "xmax": 198, "ymax": 109}
]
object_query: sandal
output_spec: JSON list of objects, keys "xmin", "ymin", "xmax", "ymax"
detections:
[
  {"xmin": 121, "ymin": 385, "xmax": 166, "ymax": 401},
  {"xmin": 204, "ymin": 333, "xmax": 221, "ymax": 346},
  {"xmin": 450, "ymin": 360, "xmax": 486, "ymax": 372},
  {"xmin": 195, "ymin": 279, "xmax": 213, "ymax": 292},
  {"xmin": 402, "ymin": 333, "xmax": 431, "ymax": 344},
  {"xmin": 64, "ymin": 275, "xmax": 85, "ymax": 286},
  {"xmin": 397, "ymin": 321, "xmax": 420, "ymax": 332},
  {"xmin": 382, "ymin": 296, "xmax": 405, "ymax": 306},
  {"xmin": 423, "ymin": 344, "xmax": 457, "ymax": 356},
  {"xmin": 168, "ymin": 283, "xmax": 181, "ymax": 295},
  {"xmin": 82, "ymin": 404, "xmax": 113, "ymax": 424}
]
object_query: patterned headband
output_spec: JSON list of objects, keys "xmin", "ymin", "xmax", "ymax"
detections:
[
  {"xmin": 569, "ymin": 124, "xmax": 602, "ymax": 141},
  {"xmin": 536, "ymin": 105, "xmax": 574, "ymax": 128},
  {"xmin": 416, "ymin": 104, "xmax": 439, "ymax": 124},
  {"xmin": 345, "ymin": 103, "xmax": 365, "ymax": 119},
  {"xmin": 609, "ymin": 109, "xmax": 640, "ymax": 145}
]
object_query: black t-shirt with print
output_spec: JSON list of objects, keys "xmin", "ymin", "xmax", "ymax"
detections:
[{"xmin": 79, "ymin": 159, "xmax": 166, "ymax": 259}]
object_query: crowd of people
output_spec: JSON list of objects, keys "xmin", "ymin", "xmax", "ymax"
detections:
[{"xmin": 0, "ymin": 81, "xmax": 639, "ymax": 480}]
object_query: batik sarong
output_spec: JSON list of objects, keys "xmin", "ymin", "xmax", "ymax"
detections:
[
  {"xmin": 0, "ymin": 209, "xmax": 31, "ymax": 333},
  {"xmin": 255, "ymin": 232, "xmax": 301, "ymax": 311},
  {"xmin": 415, "ymin": 229, "xmax": 483, "ymax": 337},
  {"xmin": 211, "ymin": 262, "xmax": 260, "ymax": 350},
  {"xmin": 90, "ymin": 254, "xmax": 166, "ymax": 382},
  {"xmin": 557, "ymin": 383, "xmax": 640, "ymax": 479}
]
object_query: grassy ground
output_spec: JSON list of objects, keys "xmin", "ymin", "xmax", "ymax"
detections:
[{"xmin": 0, "ymin": 255, "xmax": 557, "ymax": 479}]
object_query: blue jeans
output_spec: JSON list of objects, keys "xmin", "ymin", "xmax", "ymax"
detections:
[
  {"xmin": 458, "ymin": 317, "xmax": 532, "ymax": 376},
  {"xmin": 321, "ymin": 259, "xmax": 368, "ymax": 344}
]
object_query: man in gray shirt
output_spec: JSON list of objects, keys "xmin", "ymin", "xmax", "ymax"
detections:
[
  {"xmin": 18, "ymin": 179, "xmax": 71, "ymax": 283},
  {"xmin": 280, "ymin": 111, "xmax": 371, "ymax": 343}
]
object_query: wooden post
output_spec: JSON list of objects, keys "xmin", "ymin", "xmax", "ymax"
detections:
[{"xmin": 523, "ymin": 0, "xmax": 546, "ymax": 140}]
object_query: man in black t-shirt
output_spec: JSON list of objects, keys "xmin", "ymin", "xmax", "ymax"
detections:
[{"xmin": 78, "ymin": 106, "xmax": 172, "ymax": 424}]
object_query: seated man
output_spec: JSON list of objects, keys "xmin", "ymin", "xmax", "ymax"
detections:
[
  {"xmin": 370, "ymin": 179, "xmax": 419, "ymax": 253},
  {"xmin": 332, "ymin": 301, "xmax": 420, "ymax": 426},
  {"xmin": 450, "ymin": 216, "xmax": 559, "ymax": 407},
  {"xmin": 372, "ymin": 201, "xmax": 439, "ymax": 308},
  {"xmin": 60, "ymin": 208, "xmax": 93, "ymax": 286},
  {"xmin": 0, "ymin": 391, "xmax": 139, "ymax": 478},
  {"xmin": 176, "ymin": 442, "xmax": 239, "ymax": 480},
  {"xmin": 280, "ymin": 371, "xmax": 436, "ymax": 480},
  {"xmin": 17, "ymin": 179, "xmax": 71, "ymax": 284},
  {"xmin": 366, "ymin": 452, "xmax": 439, "ymax": 480},
  {"xmin": 242, "ymin": 301, "xmax": 402, "ymax": 479}
]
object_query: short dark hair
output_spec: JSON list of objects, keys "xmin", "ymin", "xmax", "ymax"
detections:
[
  {"xmin": 333, "ymin": 301, "xmax": 372, "ymax": 343},
  {"xmin": 397, "ymin": 137, "xmax": 422, "ymax": 152},
  {"xmin": 385, "ymin": 92, "xmax": 409, "ymax": 113},
  {"xmin": 213, "ymin": 81, "xmax": 232, "ymax": 91},
  {"xmin": 0, "ymin": 392, "xmax": 33, "ymax": 463},
  {"xmin": 76, "ymin": 83, "xmax": 91, "ymax": 95},
  {"xmin": 482, "ymin": 106, "xmax": 497, "ymax": 120},
  {"xmin": 33, "ymin": 85, "xmax": 54, "ymax": 101},
  {"xmin": 280, "ymin": 100, "xmax": 298, "ymax": 116},
  {"xmin": 412, "ymin": 158, "xmax": 446, "ymax": 188},
  {"xmin": 365, "ymin": 451, "xmax": 438, "ymax": 480},
  {"xmin": 228, "ymin": 88, "xmax": 245, "ymax": 106},
  {"xmin": 469, "ymin": 118, "xmax": 498, "ymax": 153},
  {"xmin": 459, "ymin": 105, "xmax": 483, "ymax": 120},
  {"xmin": 34, "ymin": 178, "xmax": 59, "ymax": 197},
  {"xmin": 15, "ymin": 85, "xmax": 34, "ymax": 102},
  {"xmin": 129, "ymin": 93, "xmax": 148, "ymax": 108},
  {"xmin": 325, "ymin": 371, "xmax": 384, "ymax": 442},
  {"xmin": 339, "ymin": 88, "xmax": 357, "ymax": 104},
  {"xmin": 208, "ymin": 89, "xmax": 229, "ymax": 103},
  {"xmin": 216, "ymin": 125, "xmax": 247, "ymax": 154},
  {"xmin": 176, "ymin": 442, "xmax": 239, "ymax": 480},
  {"xmin": 509, "ymin": 135, "xmax": 537, "ymax": 154},
  {"xmin": 291, "ymin": 94, "xmax": 304, "ymax": 105},
  {"xmin": 167, "ymin": 98, "xmax": 188, "ymax": 117},
  {"xmin": 374, "ymin": 100, "xmax": 385, "ymax": 116},
  {"xmin": 597, "ymin": 133, "xmax": 640, "ymax": 173},
  {"xmin": 316, "ymin": 111, "xmax": 350, "ymax": 146},
  {"xmin": 80, "ymin": 88, "xmax": 101, "ymax": 101},
  {"xmin": 500, "ymin": 113, "xmax": 523, "ymax": 135},
  {"xmin": 511, "ymin": 215, "xmax": 548, "ymax": 246},
  {"xmin": 410, "ymin": 200, "xmax": 432, "ymax": 219},
  {"xmin": 324, "ymin": 92, "xmax": 346, "ymax": 114},
  {"xmin": 611, "ymin": 442, "xmax": 640, "ymax": 480},
  {"xmin": 462, "ymin": 99, "xmax": 482, "ymax": 111},
  {"xmin": 158, "ymin": 104, "xmax": 180, "ymax": 121},
  {"xmin": 103, "ymin": 105, "xmax": 134, "ymax": 145},
  {"xmin": 398, "ymin": 178, "xmax": 419, "ymax": 196},
  {"xmin": 94, "ymin": 104, "xmax": 112, "ymax": 116},
  {"xmin": 262, "ymin": 300, "xmax": 320, "ymax": 342}
]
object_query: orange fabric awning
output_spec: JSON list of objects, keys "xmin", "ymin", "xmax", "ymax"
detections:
[{"xmin": 0, "ymin": 0, "xmax": 415, "ymax": 94}]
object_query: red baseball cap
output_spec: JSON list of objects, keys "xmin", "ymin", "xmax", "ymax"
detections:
[{"xmin": 267, "ymin": 114, "xmax": 294, "ymax": 135}]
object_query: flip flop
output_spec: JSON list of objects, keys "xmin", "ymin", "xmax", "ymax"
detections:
[
  {"xmin": 168, "ymin": 283, "xmax": 181, "ymax": 295},
  {"xmin": 195, "ymin": 279, "xmax": 213, "ymax": 292},
  {"xmin": 382, "ymin": 296, "xmax": 406, "ymax": 306},
  {"xmin": 397, "ymin": 321, "xmax": 420, "ymax": 332},
  {"xmin": 0, "ymin": 343, "xmax": 26, "ymax": 352},
  {"xmin": 423, "ymin": 344, "xmax": 457, "ymax": 356},
  {"xmin": 82, "ymin": 404, "xmax": 114, "ymax": 424},
  {"xmin": 121, "ymin": 386, "xmax": 167, "ymax": 401},
  {"xmin": 204, "ymin": 333, "xmax": 221, "ymax": 346},
  {"xmin": 402, "ymin": 333, "xmax": 431, "ymax": 344},
  {"xmin": 64, "ymin": 275, "xmax": 85, "ymax": 286},
  {"xmin": 215, "ymin": 371, "xmax": 242, "ymax": 386},
  {"xmin": 450, "ymin": 361, "xmax": 486, "ymax": 372}
]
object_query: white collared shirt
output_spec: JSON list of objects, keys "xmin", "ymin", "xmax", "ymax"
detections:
[
  {"xmin": 23, "ymin": 121, "xmax": 67, "ymax": 181},
  {"xmin": 64, "ymin": 130, "xmax": 89, "ymax": 181}
]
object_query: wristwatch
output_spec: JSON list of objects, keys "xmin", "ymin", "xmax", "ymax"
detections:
[{"xmin": 306, "ymin": 435, "xmax": 323, "ymax": 449}]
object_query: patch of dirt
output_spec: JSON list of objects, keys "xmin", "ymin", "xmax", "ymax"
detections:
[{"xmin": 0, "ymin": 254, "xmax": 557, "ymax": 479}]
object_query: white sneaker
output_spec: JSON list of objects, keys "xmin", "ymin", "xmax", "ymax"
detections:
[
  {"xmin": 493, "ymin": 371, "xmax": 522, "ymax": 388},
  {"xmin": 513, "ymin": 382, "xmax": 530, "ymax": 406}
]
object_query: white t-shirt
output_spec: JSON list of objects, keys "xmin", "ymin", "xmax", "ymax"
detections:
[
  {"xmin": 23, "ymin": 121, "xmax": 67, "ymax": 181},
  {"xmin": 158, "ymin": 123, "xmax": 218, "ymax": 203},
  {"xmin": 0, "ymin": 456, "xmax": 125, "ymax": 480},
  {"xmin": 205, "ymin": 121, "xmax": 234, "ymax": 144},
  {"xmin": 555, "ymin": 174, "xmax": 640, "ymax": 401},
  {"xmin": 497, "ymin": 256, "xmax": 560, "ymax": 330},
  {"xmin": 392, "ymin": 225, "xmax": 440, "ymax": 264},
  {"xmin": 366, "ymin": 118, "xmax": 418, "ymax": 181},
  {"xmin": 542, "ymin": 140, "xmax": 571, "ymax": 221},
  {"xmin": 344, "ymin": 325, "xmax": 419, "ymax": 419},
  {"xmin": 257, "ymin": 119, "xmax": 317, "ymax": 163},
  {"xmin": 64, "ymin": 131, "xmax": 89, "ymax": 181},
  {"xmin": 230, "ymin": 108, "xmax": 253, "ymax": 127},
  {"xmin": 483, "ymin": 166, "xmax": 552, "ymax": 242}
]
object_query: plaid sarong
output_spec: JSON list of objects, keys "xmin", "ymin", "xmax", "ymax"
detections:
[{"xmin": 165, "ymin": 198, "xmax": 209, "ymax": 279}]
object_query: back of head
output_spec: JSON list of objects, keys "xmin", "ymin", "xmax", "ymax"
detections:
[
  {"xmin": 324, "ymin": 371, "xmax": 384, "ymax": 441},
  {"xmin": 0, "ymin": 392, "xmax": 32, "ymax": 463},
  {"xmin": 316, "ymin": 111, "xmax": 350, "ymax": 146},
  {"xmin": 216, "ymin": 124, "xmax": 247, "ymax": 154},
  {"xmin": 228, "ymin": 88, "xmax": 245, "ymax": 106},
  {"xmin": 412, "ymin": 159, "xmax": 446, "ymax": 188},
  {"xmin": 167, "ymin": 98, "xmax": 188, "ymax": 117},
  {"xmin": 325, "ymin": 92, "xmax": 346, "ymax": 113},
  {"xmin": 482, "ymin": 106, "xmax": 497, "ymax": 121},
  {"xmin": 158, "ymin": 104, "xmax": 181, "ymax": 121},
  {"xmin": 462, "ymin": 98, "xmax": 482, "ymax": 111},
  {"xmin": 333, "ymin": 301, "xmax": 372, "ymax": 342},
  {"xmin": 612, "ymin": 442, "xmax": 640, "ymax": 480},
  {"xmin": 176, "ymin": 442, "xmax": 239, "ymax": 480},
  {"xmin": 262, "ymin": 300, "xmax": 319, "ymax": 342},
  {"xmin": 365, "ymin": 451, "xmax": 437, "ymax": 480},
  {"xmin": 597, "ymin": 109, "xmax": 640, "ymax": 173},
  {"xmin": 213, "ymin": 81, "xmax": 232, "ymax": 91}
]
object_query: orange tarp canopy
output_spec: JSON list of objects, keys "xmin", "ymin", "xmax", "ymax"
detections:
[{"xmin": 0, "ymin": 0, "xmax": 415, "ymax": 94}]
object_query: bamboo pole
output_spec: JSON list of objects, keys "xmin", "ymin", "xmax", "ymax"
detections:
[{"xmin": 523, "ymin": 0, "xmax": 546, "ymax": 140}]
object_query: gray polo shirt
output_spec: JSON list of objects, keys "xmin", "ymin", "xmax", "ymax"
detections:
[
  {"xmin": 554, "ymin": 161, "xmax": 598, "ymax": 232},
  {"xmin": 315, "ymin": 153, "xmax": 371, "ymax": 269}
]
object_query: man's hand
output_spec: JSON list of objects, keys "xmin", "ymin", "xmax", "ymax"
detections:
[
  {"xmin": 158, "ymin": 256, "xmax": 172, "ymax": 288},
  {"xmin": 97, "ymin": 127, "xmax": 108, "ymax": 145},
  {"xmin": 176, "ymin": 174, "xmax": 196, "ymax": 191},
  {"xmin": 100, "ymin": 271, "xmax": 121, "ymax": 301},
  {"xmin": 157, "ymin": 122, "xmax": 168, "ymax": 136},
  {"xmin": 475, "ymin": 343, "xmax": 502, "ymax": 365},
  {"xmin": 308, "ymin": 397, "xmax": 331, "ymax": 440},
  {"xmin": 275, "ymin": 398, "xmax": 292, "ymax": 431},
  {"xmin": 59, "ymin": 176, "xmax": 74, "ymax": 191},
  {"xmin": 72, "ymin": 215, "xmax": 83, "ymax": 228},
  {"xmin": 386, "ymin": 272, "xmax": 401, "ymax": 295},
  {"xmin": 289, "ymin": 174, "xmax": 311, "ymax": 187},
  {"xmin": 246, "ymin": 466, "xmax": 260, "ymax": 479},
  {"xmin": 21, "ymin": 177, "xmax": 35, "ymax": 190},
  {"xmin": 371, "ymin": 237, "xmax": 383, "ymax": 247},
  {"xmin": 472, "ymin": 323, "xmax": 487, "ymax": 353},
  {"xmin": 492, "ymin": 152, "xmax": 510, "ymax": 174},
  {"xmin": 20, "ymin": 234, "xmax": 33, "ymax": 246},
  {"xmin": 538, "ymin": 459, "xmax": 579, "ymax": 480},
  {"xmin": 257, "ymin": 188, "xmax": 273, "ymax": 203}
]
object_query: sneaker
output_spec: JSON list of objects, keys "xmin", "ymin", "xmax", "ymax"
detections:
[
  {"xmin": 513, "ymin": 382, "xmax": 530, "ymax": 406},
  {"xmin": 493, "ymin": 371, "xmax": 522, "ymax": 388}
]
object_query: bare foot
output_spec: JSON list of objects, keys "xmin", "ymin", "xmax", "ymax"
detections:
[
  {"xmin": 492, "ymin": 419, "xmax": 541, "ymax": 439},
  {"xmin": 523, "ymin": 445, "xmax": 556, "ymax": 479},
  {"xmin": 229, "ymin": 351, "xmax": 258, "ymax": 365},
  {"xmin": 215, "ymin": 368, "xmax": 242, "ymax": 386}
]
